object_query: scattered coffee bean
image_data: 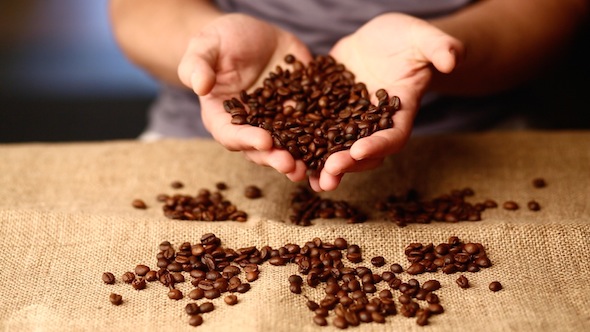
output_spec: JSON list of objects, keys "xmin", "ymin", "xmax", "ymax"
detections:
[
  {"xmin": 370, "ymin": 256, "xmax": 385, "ymax": 267},
  {"xmin": 109, "ymin": 293, "xmax": 122, "ymax": 306},
  {"xmin": 170, "ymin": 181, "xmax": 184, "ymax": 189},
  {"xmin": 533, "ymin": 178, "xmax": 546, "ymax": 188},
  {"xmin": 390, "ymin": 263, "xmax": 403, "ymax": 273},
  {"xmin": 188, "ymin": 314, "xmax": 203, "ymax": 327},
  {"xmin": 161, "ymin": 189, "xmax": 248, "ymax": 221},
  {"xmin": 503, "ymin": 201, "xmax": 519, "ymax": 210},
  {"xmin": 131, "ymin": 199, "xmax": 147, "ymax": 210},
  {"xmin": 167, "ymin": 289, "xmax": 183, "ymax": 300},
  {"xmin": 224, "ymin": 294, "xmax": 238, "ymax": 306},
  {"xmin": 132, "ymin": 278, "xmax": 146, "ymax": 290},
  {"xmin": 527, "ymin": 200, "xmax": 541, "ymax": 211},
  {"xmin": 489, "ymin": 281, "xmax": 503, "ymax": 292},
  {"xmin": 422, "ymin": 280, "xmax": 441, "ymax": 292},
  {"xmin": 102, "ymin": 272, "xmax": 115, "ymax": 284},
  {"xmin": 134, "ymin": 265, "xmax": 150, "ymax": 276},
  {"xmin": 244, "ymin": 185, "xmax": 262, "ymax": 199},
  {"xmin": 289, "ymin": 186, "xmax": 366, "ymax": 226},
  {"xmin": 216, "ymin": 182, "xmax": 228, "ymax": 190},
  {"xmin": 121, "ymin": 272, "xmax": 135, "ymax": 284},
  {"xmin": 199, "ymin": 302, "xmax": 215, "ymax": 313},
  {"xmin": 313, "ymin": 315, "xmax": 328, "ymax": 326},
  {"xmin": 185, "ymin": 303, "xmax": 200, "ymax": 315},
  {"xmin": 456, "ymin": 275, "xmax": 470, "ymax": 289}
]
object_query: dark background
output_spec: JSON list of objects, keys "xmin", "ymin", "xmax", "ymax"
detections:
[{"xmin": 0, "ymin": 1, "xmax": 588, "ymax": 143}]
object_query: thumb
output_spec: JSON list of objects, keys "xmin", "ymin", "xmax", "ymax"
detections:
[
  {"xmin": 177, "ymin": 31, "xmax": 220, "ymax": 96},
  {"xmin": 417, "ymin": 29, "xmax": 464, "ymax": 74}
]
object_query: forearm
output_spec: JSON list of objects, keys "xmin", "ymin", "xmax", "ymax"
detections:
[
  {"xmin": 109, "ymin": 0, "xmax": 223, "ymax": 85},
  {"xmin": 429, "ymin": 0, "xmax": 589, "ymax": 96}
]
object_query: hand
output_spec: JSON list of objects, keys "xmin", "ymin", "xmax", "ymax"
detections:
[
  {"xmin": 178, "ymin": 14, "xmax": 312, "ymax": 181},
  {"xmin": 309, "ymin": 13, "xmax": 464, "ymax": 191}
]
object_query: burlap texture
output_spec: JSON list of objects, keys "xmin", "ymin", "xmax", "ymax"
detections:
[{"xmin": 0, "ymin": 131, "xmax": 589, "ymax": 332}]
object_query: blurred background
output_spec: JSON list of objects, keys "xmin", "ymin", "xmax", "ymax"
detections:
[{"xmin": 0, "ymin": 1, "xmax": 588, "ymax": 143}]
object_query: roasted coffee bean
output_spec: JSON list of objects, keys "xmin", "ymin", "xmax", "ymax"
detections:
[
  {"xmin": 185, "ymin": 303, "xmax": 200, "ymax": 315},
  {"xmin": 313, "ymin": 315, "xmax": 328, "ymax": 326},
  {"xmin": 244, "ymin": 185, "xmax": 262, "ymax": 199},
  {"xmin": 288, "ymin": 275, "xmax": 303, "ymax": 284},
  {"xmin": 371, "ymin": 312, "xmax": 386, "ymax": 324},
  {"xmin": 489, "ymin": 281, "xmax": 503, "ymax": 292},
  {"xmin": 236, "ymin": 283, "xmax": 251, "ymax": 293},
  {"xmin": 132, "ymin": 278, "xmax": 146, "ymax": 290},
  {"xmin": 456, "ymin": 275, "xmax": 470, "ymax": 288},
  {"xmin": 167, "ymin": 289, "xmax": 183, "ymax": 300},
  {"xmin": 223, "ymin": 55, "xmax": 399, "ymax": 171},
  {"xmin": 533, "ymin": 178, "xmax": 546, "ymax": 188},
  {"xmin": 429, "ymin": 303, "xmax": 444, "ymax": 315},
  {"xmin": 109, "ymin": 293, "xmax": 123, "ymax": 305},
  {"xmin": 422, "ymin": 280, "xmax": 441, "ymax": 292},
  {"xmin": 204, "ymin": 288, "xmax": 221, "ymax": 299},
  {"xmin": 102, "ymin": 272, "xmax": 116, "ymax": 284},
  {"xmin": 145, "ymin": 270, "xmax": 157, "ymax": 282},
  {"xmin": 406, "ymin": 263, "xmax": 425, "ymax": 275},
  {"xmin": 215, "ymin": 182, "xmax": 228, "ymax": 190},
  {"xmin": 189, "ymin": 288, "xmax": 204, "ymax": 300},
  {"xmin": 463, "ymin": 243, "xmax": 480, "ymax": 255},
  {"xmin": 122, "ymin": 272, "xmax": 135, "ymax": 284},
  {"xmin": 390, "ymin": 263, "xmax": 403, "ymax": 273},
  {"xmin": 132, "ymin": 199, "xmax": 147, "ymax": 209},
  {"xmin": 199, "ymin": 302, "xmax": 215, "ymax": 313},
  {"xmin": 333, "ymin": 316, "xmax": 348, "ymax": 329},
  {"xmin": 170, "ymin": 181, "xmax": 184, "ymax": 189},
  {"xmin": 188, "ymin": 315, "xmax": 203, "ymax": 327},
  {"xmin": 527, "ymin": 200, "xmax": 541, "ymax": 211},
  {"xmin": 289, "ymin": 283, "xmax": 302, "ymax": 294},
  {"xmin": 224, "ymin": 294, "xmax": 238, "ymax": 306},
  {"xmin": 503, "ymin": 201, "xmax": 519, "ymax": 210},
  {"xmin": 370, "ymin": 256, "xmax": 385, "ymax": 267}
]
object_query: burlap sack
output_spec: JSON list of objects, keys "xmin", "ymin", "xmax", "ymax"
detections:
[{"xmin": 0, "ymin": 131, "xmax": 589, "ymax": 332}]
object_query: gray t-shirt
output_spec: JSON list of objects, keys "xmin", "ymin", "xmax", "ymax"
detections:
[{"xmin": 143, "ymin": 0, "xmax": 473, "ymax": 139}]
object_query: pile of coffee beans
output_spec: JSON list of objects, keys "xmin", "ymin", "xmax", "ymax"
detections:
[
  {"xmin": 132, "ymin": 181, "xmax": 263, "ymax": 222},
  {"xmin": 289, "ymin": 185, "xmax": 366, "ymax": 226},
  {"xmin": 375, "ymin": 188, "xmax": 496, "ymax": 227},
  {"xmin": 403, "ymin": 236, "xmax": 492, "ymax": 275},
  {"xmin": 103, "ymin": 234, "xmax": 502, "ymax": 328},
  {"xmin": 223, "ymin": 54, "xmax": 401, "ymax": 171}
]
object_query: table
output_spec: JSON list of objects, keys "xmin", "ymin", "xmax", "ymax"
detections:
[{"xmin": 1, "ymin": 131, "xmax": 589, "ymax": 331}]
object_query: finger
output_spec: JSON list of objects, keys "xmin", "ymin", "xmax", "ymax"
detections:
[
  {"xmin": 318, "ymin": 171, "xmax": 344, "ymax": 192},
  {"xmin": 349, "ymin": 104, "xmax": 414, "ymax": 160},
  {"xmin": 285, "ymin": 160, "xmax": 308, "ymax": 182},
  {"xmin": 177, "ymin": 32, "xmax": 220, "ymax": 95},
  {"xmin": 324, "ymin": 151, "xmax": 385, "ymax": 175},
  {"xmin": 242, "ymin": 149, "xmax": 297, "ymax": 174},
  {"xmin": 200, "ymin": 99, "xmax": 274, "ymax": 151},
  {"xmin": 417, "ymin": 29, "xmax": 464, "ymax": 74},
  {"xmin": 308, "ymin": 174, "xmax": 323, "ymax": 192}
]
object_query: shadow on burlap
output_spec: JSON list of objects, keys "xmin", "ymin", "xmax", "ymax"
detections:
[{"xmin": 0, "ymin": 131, "xmax": 589, "ymax": 331}]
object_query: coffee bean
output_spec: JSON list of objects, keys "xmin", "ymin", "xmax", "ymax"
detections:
[
  {"xmin": 370, "ymin": 256, "xmax": 385, "ymax": 267},
  {"xmin": 215, "ymin": 182, "xmax": 228, "ymax": 190},
  {"xmin": 288, "ymin": 274, "xmax": 303, "ymax": 284},
  {"xmin": 131, "ymin": 199, "xmax": 147, "ymax": 209},
  {"xmin": 102, "ymin": 272, "xmax": 116, "ymax": 284},
  {"xmin": 132, "ymin": 278, "xmax": 146, "ymax": 290},
  {"xmin": 406, "ymin": 263, "xmax": 425, "ymax": 275},
  {"xmin": 456, "ymin": 275, "xmax": 469, "ymax": 288},
  {"xmin": 188, "ymin": 315, "xmax": 203, "ymax": 327},
  {"xmin": 390, "ymin": 263, "xmax": 403, "ymax": 273},
  {"xmin": 533, "ymin": 178, "xmax": 546, "ymax": 188},
  {"xmin": 122, "ymin": 272, "xmax": 135, "ymax": 284},
  {"xmin": 170, "ymin": 181, "xmax": 184, "ymax": 189},
  {"xmin": 527, "ymin": 200, "xmax": 541, "ymax": 211},
  {"xmin": 134, "ymin": 265, "xmax": 150, "ymax": 276},
  {"xmin": 489, "ymin": 281, "xmax": 503, "ymax": 292},
  {"xmin": 503, "ymin": 201, "xmax": 519, "ymax": 210},
  {"xmin": 185, "ymin": 303, "xmax": 200, "ymax": 315},
  {"xmin": 236, "ymin": 283, "xmax": 251, "ymax": 293},
  {"xmin": 189, "ymin": 288, "xmax": 204, "ymax": 300},
  {"xmin": 244, "ymin": 185, "xmax": 262, "ymax": 199},
  {"xmin": 333, "ymin": 316, "xmax": 348, "ymax": 329},
  {"xmin": 199, "ymin": 302, "xmax": 215, "ymax": 313},
  {"xmin": 463, "ymin": 243, "xmax": 479, "ymax": 255},
  {"xmin": 313, "ymin": 315, "xmax": 328, "ymax": 326},
  {"xmin": 422, "ymin": 280, "xmax": 441, "ymax": 292},
  {"xmin": 167, "ymin": 289, "xmax": 183, "ymax": 300},
  {"xmin": 109, "ymin": 293, "xmax": 123, "ymax": 305},
  {"xmin": 224, "ymin": 294, "xmax": 238, "ymax": 306},
  {"xmin": 204, "ymin": 288, "xmax": 221, "ymax": 299}
]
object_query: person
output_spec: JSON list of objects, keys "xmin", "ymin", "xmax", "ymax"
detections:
[{"xmin": 109, "ymin": 0, "xmax": 588, "ymax": 192}]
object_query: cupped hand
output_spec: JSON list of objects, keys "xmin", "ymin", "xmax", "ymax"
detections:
[
  {"xmin": 178, "ymin": 13, "xmax": 311, "ymax": 181},
  {"xmin": 309, "ymin": 13, "xmax": 464, "ymax": 191}
]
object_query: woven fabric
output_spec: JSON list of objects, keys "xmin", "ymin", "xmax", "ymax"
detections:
[{"xmin": 0, "ymin": 131, "xmax": 589, "ymax": 332}]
